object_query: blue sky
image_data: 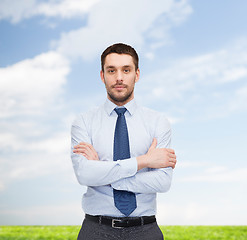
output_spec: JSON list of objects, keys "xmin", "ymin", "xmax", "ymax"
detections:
[{"xmin": 0, "ymin": 0, "xmax": 247, "ymax": 225}]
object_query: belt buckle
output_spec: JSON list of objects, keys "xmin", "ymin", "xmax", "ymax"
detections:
[{"xmin": 112, "ymin": 219, "xmax": 123, "ymax": 229}]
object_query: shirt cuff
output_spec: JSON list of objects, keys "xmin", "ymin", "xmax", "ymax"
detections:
[{"xmin": 116, "ymin": 157, "xmax": 137, "ymax": 179}]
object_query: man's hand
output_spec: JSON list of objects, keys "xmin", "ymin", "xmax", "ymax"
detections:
[
  {"xmin": 73, "ymin": 142, "xmax": 99, "ymax": 160},
  {"xmin": 137, "ymin": 138, "xmax": 177, "ymax": 170}
]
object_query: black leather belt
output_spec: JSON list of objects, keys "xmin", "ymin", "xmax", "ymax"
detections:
[{"xmin": 85, "ymin": 214, "xmax": 156, "ymax": 229}]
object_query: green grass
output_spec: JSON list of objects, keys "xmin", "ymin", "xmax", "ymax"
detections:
[
  {"xmin": 0, "ymin": 226, "xmax": 246, "ymax": 240},
  {"xmin": 0, "ymin": 226, "xmax": 80, "ymax": 240},
  {"xmin": 160, "ymin": 226, "xmax": 247, "ymax": 240}
]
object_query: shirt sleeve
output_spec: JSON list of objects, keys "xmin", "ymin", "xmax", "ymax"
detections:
[
  {"xmin": 111, "ymin": 115, "xmax": 173, "ymax": 194},
  {"xmin": 71, "ymin": 114, "xmax": 137, "ymax": 187}
]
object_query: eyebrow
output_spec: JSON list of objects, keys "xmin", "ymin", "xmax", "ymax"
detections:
[
  {"xmin": 122, "ymin": 65, "xmax": 132, "ymax": 68},
  {"xmin": 105, "ymin": 65, "xmax": 132, "ymax": 69},
  {"xmin": 105, "ymin": 65, "xmax": 115, "ymax": 69}
]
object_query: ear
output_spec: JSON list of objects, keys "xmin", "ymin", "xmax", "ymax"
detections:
[
  {"xmin": 135, "ymin": 68, "xmax": 140, "ymax": 83},
  {"xmin": 100, "ymin": 70, "xmax": 105, "ymax": 84}
]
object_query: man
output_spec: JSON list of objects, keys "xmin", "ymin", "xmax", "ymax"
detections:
[{"xmin": 71, "ymin": 43, "xmax": 176, "ymax": 240}]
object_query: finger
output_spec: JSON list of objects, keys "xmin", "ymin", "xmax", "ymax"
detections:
[
  {"xmin": 169, "ymin": 156, "xmax": 176, "ymax": 162},
  {"xmin": 81, "ymin": 146, "xmax": 93, "ymax": 155},
  {"xmin": 73, "ymin": 146, "xmax": 89, "ymax": 153},
  {"xmin": 74, "ymin": 143, "xmax": 99, "ymax": 160},
  {"xmin": 73, "ymin": 149, "xmax": 86, "ymax": 154},
  {"xmin": 87, "ymin": 143, "xmax": 94, "ymax": 150},
  {"xmin": 167, "ymin": 159, "xmax": 176, "ymax": 168},
  {"xmin": 168, "ymin": 153, "xmax": 176, "ymax": 159},
  {"xmin": 171, "ymin": 159, "xmax": 177, "ymax": 168},
  {"xmin": 85, "ymin": 148, "xmax": 96, "ymax": 159},
  {"xmin": 87, "ymin": 144, "xmax": 98, "ymax": 154},
  {"xmin": 73, "ymin": 148, "xmax": 85, "ymax": 153},
  {"xmin": 74, "ymin": 143, "xmax": 88, "ymax": 149},
  {"xmin": 73, "ymin": 150, "xmax": 87, "ymax": 157},
  {"xmin": 149, "ymin": 138, "xmax": 157, "ymax": 150},
  {"xmin": 74, "ymin": 148, "xmax": 91, "ymax": 159},
  {"xmin": 77, "ymin": 142, "xmax": 91, "ymax": 148},
  {"xmin": 75, "ymin": 145, "xmax": 91, "ymax": 151},
  {"xmin": 78, "ymin": 142, "xmax": 97, "ymax": 154},
  {"xmin": 75, "ymin": 147, "xmax": 98, "ymax": 160},
  {"xmin": 166, "ymin": 148, "xmax": 175, "ymax": 154},
  {"xmin": 81, "ymin": 146, "xmax": 98, "ymax": 160},
  {"xmin": 79, "ymin": 142, "xmax": 93, "ymax": 147},
  {"xmin": 73, "ymin": 147, "xmax": 95, "ymax": 160}
]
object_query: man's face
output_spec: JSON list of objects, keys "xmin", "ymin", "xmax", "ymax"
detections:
[{"xmin": 100, "ymin": 53, "xmax": 140, "ymax": 106}]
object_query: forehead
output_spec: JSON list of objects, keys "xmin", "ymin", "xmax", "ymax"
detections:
[{"xmin": 104, "ymin": 53, "xmax": 135, "ymax": 68}]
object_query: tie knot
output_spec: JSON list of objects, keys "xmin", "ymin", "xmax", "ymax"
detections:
[{"xmin": 114, "ymin": 107, "xmax": 127, "ymax": 116}]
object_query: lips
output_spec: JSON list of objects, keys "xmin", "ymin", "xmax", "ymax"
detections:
[{"xmin": 113, "ymin": 85, "xmax": 126, "ymax": 90}]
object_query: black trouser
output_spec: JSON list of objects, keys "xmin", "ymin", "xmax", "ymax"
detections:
[{"xmin": 77, "ymin": 216, "xmax": 164, "ymax": 240}]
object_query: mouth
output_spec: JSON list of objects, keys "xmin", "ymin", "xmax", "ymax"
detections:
[{"xmin": 113, "ymin": 85, "xmax": 126, "ymax": 91}]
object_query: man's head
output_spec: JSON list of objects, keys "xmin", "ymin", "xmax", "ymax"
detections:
[
  {"xmin": 100, "ymin": 43, "xmax": 140, "ymax": 106},
  {"xmin": 101, "ymin": 43, "xmax": 139, "ymax": 72}
]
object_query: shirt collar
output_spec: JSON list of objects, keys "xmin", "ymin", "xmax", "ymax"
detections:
[{"xmin": 104, "ymin": 98, "xmax": 137, "ymax": 116}]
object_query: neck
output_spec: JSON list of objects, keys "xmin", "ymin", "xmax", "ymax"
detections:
[{"xmin": 107, "ymin": 95, "xmax": 134, "ymax": 106}]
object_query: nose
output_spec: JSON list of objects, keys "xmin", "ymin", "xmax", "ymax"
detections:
[{"xmin": 116, "ymin": 70, "xmax": 124, "ymax": 82}]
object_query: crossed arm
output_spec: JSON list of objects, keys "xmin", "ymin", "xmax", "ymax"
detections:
[
  {"xmin": 73, "ymin": 139, "xmax": 177, "ymax": 193},
  {"xmin": 73, "ymin": 138, "xmax": 176, "ymax": 170}
]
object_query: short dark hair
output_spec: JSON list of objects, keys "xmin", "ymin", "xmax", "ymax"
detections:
[{"xmin": 101, "ymin": 43, "xmax": 139, "ymax": 72}]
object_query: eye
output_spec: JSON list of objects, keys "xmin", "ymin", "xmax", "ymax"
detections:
[
  {"xmin": 124, "ymin": 69, "xmax": 130, "ymax": 73},
  {"xmin": 108, "ymin": 69, "xmax": 115, "ymax": 73}
]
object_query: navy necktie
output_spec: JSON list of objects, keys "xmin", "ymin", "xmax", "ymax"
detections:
[{"xmin": 113, "ymin": 108, "xmax": 137, "ymax": 216}]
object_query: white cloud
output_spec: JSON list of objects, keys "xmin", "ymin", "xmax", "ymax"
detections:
[
  {"xmin": 0, "ymin": 0, "xmax": 36, "ymax": 23},
  {"xmin": 0, "ymin": 131, "xmax": 71, "ymax": 188},
  {"xmin": 0, "ymin": 51, "xmax": 70, "ymax": 118},
  {"xmin": 37, "ymin": 0, "xmax": 101, "ymax": 19},
  {"xmin": 0, "ymin": 0, "xmax": 101, "ymax": 23},
  {"xmin": 54, "ymin": 0, "xmax": 192, "ymax": 60},
  {"xmin": 137, "ymin": 38, "xmax": 247, "ymax": 118},
  {"xmin": 0, "ymin": 51, "xmax": 72, "ymax": 189},
  {"xmin": 142, "ymin": 40, "xmax": 247, "ymax": 100},
  {"xmin": 0, "ymin": 130, "xmax": 69, "ymax": 155}
]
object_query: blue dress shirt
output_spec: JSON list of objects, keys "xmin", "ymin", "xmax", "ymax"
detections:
[{"xmin": 71, "ymin": 98, "xmax": 173, "ymax": 217}]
